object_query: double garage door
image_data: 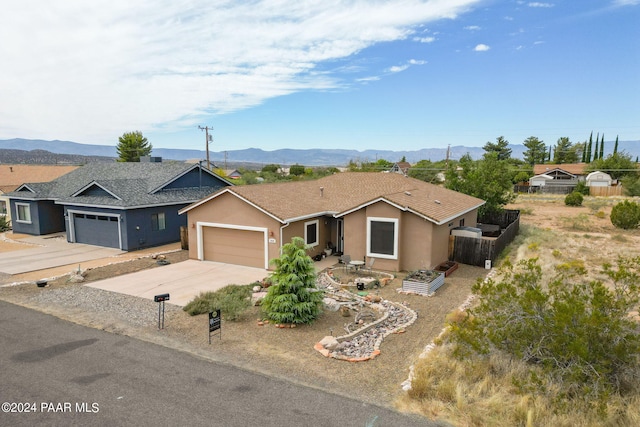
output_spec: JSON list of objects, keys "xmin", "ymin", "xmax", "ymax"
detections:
[
  {"xmin": 202, "ymin": 226, "xmax": 266, "ymax": 269},
  {"xmin": 73, "ymin": 213, "xmax": 120, "ymax": 249}
]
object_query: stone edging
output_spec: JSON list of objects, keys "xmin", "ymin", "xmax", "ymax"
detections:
[
  {"xmin": 400, "ymin": 268, "xmax": 496, "ymax": 391},
  {"xmin": 314, "ymin": 272, "xmax": 418, "ymax": 362}
]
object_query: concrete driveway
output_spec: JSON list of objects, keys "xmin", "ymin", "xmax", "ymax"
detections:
[
  {"xmin": 86, "ymin": 260, "xmax": 269, "ymax": 306},
  {"xmin": 0, "ymin": 233, "xmax": 123, "ymax": 275}
]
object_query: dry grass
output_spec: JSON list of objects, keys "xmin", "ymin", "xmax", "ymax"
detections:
[{"xmin": 398, "ymin": 194, "xmax": 640, "ymax": 426}]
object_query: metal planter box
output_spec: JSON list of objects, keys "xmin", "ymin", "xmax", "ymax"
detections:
[{"xmin": 402, "ymin": 271, "xmax": 445, "ymax": 296}]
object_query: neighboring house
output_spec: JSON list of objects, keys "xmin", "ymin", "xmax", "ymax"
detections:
[
  {"xmin": 223, "ymin": 169, "xmax": 242, "ymax": 180},
  {"xmin": 179, "ymin": 172, "xmax": 485, "ymax": 271},
  {"xmin": 585, "ymin": 170, "xmax": 613, "ymax": 187},
  {"xmin": 0, "ymin": 164, "xmax": 79, "ymax": 224},
  {"xmin": 389, "ymin": 162, "xmax": 411, "ymax": 176},
  {"xmin": 533, "ymin": 163, "xmax": 587, "ymax": 178},
  {"xmin": 7, "ymin": 160, "xmax": 232, "ymax": 250}
]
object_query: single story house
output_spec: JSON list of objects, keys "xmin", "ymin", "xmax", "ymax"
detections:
[
  {"xmin": 0, "ymin": 164, "xmax": 79, "ymax": 223},
  {"xmin": 533, "ymin": 163, "xmax": 587, "ymax": 178},
  {"xmin": 585, "ymin": 170, "xmax": 613, "ymax": 187},
  {"xmin": 179, "ymin": 172, "xmax": 485, "ymax": 272},
  {"xmin": 7, "ymin": 160, "xmax": 232, "ymax": 250},
  {"xmin": 389, "ymin": 162, "xmax": 412, "ymax": 176}
]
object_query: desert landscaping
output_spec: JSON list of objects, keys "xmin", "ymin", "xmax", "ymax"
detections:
[{"xmin": 1, "ymin": 193, "xmax": 639, "ymax": 417}]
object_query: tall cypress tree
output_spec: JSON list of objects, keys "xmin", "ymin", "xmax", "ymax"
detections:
[
  {"xmin": 614, "ymin": 135, "xmax": 619, "ymax": 155},
  {"xmin": 586, "ymin": 132, "xmax": 593, "ymax": 163},
  {"xmin": 599, "ymin": 134, "xmax": 605, "ymax": 159}
]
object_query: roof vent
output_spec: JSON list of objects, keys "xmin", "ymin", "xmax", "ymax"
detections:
[
  {"xmin": 434, "ymin": 200, "xmax": 441, "ymax": 204},
  {"xmin": 404, "ymin": 191, "xmax": 411, "ymax": 196},
  {"xmin": 320, "ymin": 187, "xmax": 324, "ymax": 197}
]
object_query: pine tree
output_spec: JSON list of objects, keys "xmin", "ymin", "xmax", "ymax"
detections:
[
  {"xmin": 261, "ymin": 237, "xmax": 323, "ymax": 325},
  {"xmin": 614, "ymin": 135, "xmax": 619, "ymax": 154},
  {"xmin": 116, "ymin": 131, "xmax": 152, "ymax": 162}
]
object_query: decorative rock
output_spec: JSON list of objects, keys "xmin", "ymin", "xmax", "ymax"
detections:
[
  {"xmin": 251, "ymin": 291, "xmax": 267, "ymax": 306},
  {"xmin": 322, "ymin": 297, "xmax": 340, "ymax": 312},
  {"xmin": 319, "ymin": 335, "xmax": 339, "ymax": 350},
  {"xmin": 257, "ymin": 321, "xmax": 264, "ymax": 326},
  {"xmin": 252, "ymin": 285, "xmax": 262, "ymax": 292},
  {"xmin": 68, "ymin": 274, "xmax": 85, "ymax": 284}
]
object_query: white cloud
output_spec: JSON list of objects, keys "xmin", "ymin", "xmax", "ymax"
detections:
[
  {"xmin": 414, "ymin": 36, "xmax": 436, "ymax": 43},
  {"xmin": 409, "ymin": 59, "xmax": 427, "ymax": 65},
  {"xmin": 613, "ymin": 0, "xmax": 639, "ymax": 5},
  {"xmin": 528, "ymin": 2, "xmax": 554, "ymax": 7},
  {"xmin": 464, "ymin": 25, "xmax": 481, "ymax": 30},
  {"xmin": 474, "ymin": 44, "xmax": 491, "ymax": 51},
  {"xmin": 388, "ymin": 65, "xmax": 410, "ymax": 73},
  {"xmin": 0, "ymin": 0, "xmax": 481, "ymax": 143}
]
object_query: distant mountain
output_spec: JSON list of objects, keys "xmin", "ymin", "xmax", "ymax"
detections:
[{"xmin": 0, "ymin": 138, "xmax": 638, "ymax": 167}]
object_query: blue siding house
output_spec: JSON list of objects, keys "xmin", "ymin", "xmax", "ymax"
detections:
[{"xmin": 7, "ymin": 160, "xmax": 231, "ymax": 250}]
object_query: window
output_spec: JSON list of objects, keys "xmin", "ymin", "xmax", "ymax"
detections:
[
  {"xmin": 152, "ymin": 212, "xmax": 166, "ymax": 231},
  {"xmin": 367, "ymin": 217, "xmax": 398, "ymax": 259},
  {"xmin": 16, "ymin": 203, "xmax": 32, "ymax": 223},
  {"xmin": 0, "ymin": 200, "xmax": 6, "ymax": 215},
  {"xmin": 459, "ymin": 218, "xmax": 465, "ymax": 227},
  {"xmin": 304, "ymin": 220, "xmax": 319, "ymax": 247}
]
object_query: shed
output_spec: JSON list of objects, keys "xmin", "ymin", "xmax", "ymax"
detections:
[{"xmin": 585, "ymin": 170, "xmax": 612, "ymax": 187}]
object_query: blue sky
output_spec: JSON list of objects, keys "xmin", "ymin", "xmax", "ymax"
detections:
[{"xmin": 1, "ymin": 1, "xmax": 638, "ymax": 153}]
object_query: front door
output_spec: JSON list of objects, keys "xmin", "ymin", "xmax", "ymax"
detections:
[{"xmin": 336, "ymin": 219, "xmax": 344, "ymax": 254}]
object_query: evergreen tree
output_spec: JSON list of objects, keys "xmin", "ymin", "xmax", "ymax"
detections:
[
  {"xmin": 261, "ymin": 237, "xmax": 323, "ymax": 325},
  {"xmin": 614, "ymin": 135, "xmax": 619, "ymax": 155},
  {"xmin": 116, "ymin": 131, "xmax": 152, "ymax": 162},
  {"xmin": 553, "ymin": 137, "xmax": 577, "ymax": 164},
  {"xmin": 599, "ymin": 134, "xmax": 605, "ymax": 159},
  {"xmin": 586, "ymin": 132, "xmax": 593, "ymax": 163},
  {"xmin": 523, "ymin": 136, "xmax": 545, "ymax": 166},
  {"xmin": 483, "ymin": 136, "xmax": 512, "ymax": 161}
]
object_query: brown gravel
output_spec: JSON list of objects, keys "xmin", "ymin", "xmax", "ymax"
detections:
[{"xmin": 0, "ymin": 247, "xmax": 485, "ymax": 408}]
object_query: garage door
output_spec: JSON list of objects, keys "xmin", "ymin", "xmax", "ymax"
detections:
[
  {"xmin": 202, "ymin": 226, "xmax": 265, "ymax": 268},
  {"xmin": 73, "ymin": 213, "xmax": 120, "ymax": 248}
]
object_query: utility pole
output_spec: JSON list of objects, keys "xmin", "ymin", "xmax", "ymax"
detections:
[{"xmin": 198, "ymin": 126, "xmax": 213, "ymax": 170}]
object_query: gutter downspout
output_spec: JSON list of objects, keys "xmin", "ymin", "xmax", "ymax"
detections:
[{"xmin": 279, "ymin": 222, "xmax": 291, "ymax": 255}]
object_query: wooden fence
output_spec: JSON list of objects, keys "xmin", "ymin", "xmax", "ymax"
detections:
[
  {"xmin": 449, "ymin": 210, "xmax": 520, "ymax": 268},
  {"xmin": 589, "ymin": 186, "xmax": 623, "ymax": 197}
]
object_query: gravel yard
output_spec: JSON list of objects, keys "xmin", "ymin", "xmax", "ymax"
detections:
[{"xmin": 0, "ymin": 249, "xmax": 485, "ymax": 408}]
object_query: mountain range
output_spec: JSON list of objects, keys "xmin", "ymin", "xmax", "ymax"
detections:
[{"xmin": 0, "ymin": 138, "xmax": 638, "ymax": 167}]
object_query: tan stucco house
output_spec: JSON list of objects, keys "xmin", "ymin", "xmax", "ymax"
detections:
[{"xmin": 179, "ymin": 172, "xmax": 485, "ymax": 272}]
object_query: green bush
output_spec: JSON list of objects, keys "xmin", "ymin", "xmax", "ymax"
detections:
[
  {"xmin": 183, "ymin": 284, "xmax": 253, "ymax": 320},
  {"xmin": 0, "ymin": 216, "xmax": 10, "ymax": 231},
  {"xmin": 610, "ymin": 200, "xmax": 640, "ymax": 230},
  {"xmin": 574, "ymin": 181, "xmax": 590, "ymax": 195},
  {"xmin": 564, "ymin": 191, "xmax": 583, "ymax": 206}
]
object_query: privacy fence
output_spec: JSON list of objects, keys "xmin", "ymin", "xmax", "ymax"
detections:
[{"xmin": 448, "ymin": 210, "xmax": 520, "ymax": 268}]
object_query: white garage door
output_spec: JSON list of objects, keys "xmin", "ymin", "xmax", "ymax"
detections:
[{"xmin": 202, "ymin": 226, "xmax": 265, "ymax": 268}]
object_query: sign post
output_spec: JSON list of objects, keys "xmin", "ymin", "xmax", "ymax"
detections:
[
  {"xmin": 154, "ymin": 293, "xmax": 170, "ymax": 329},
  {"xmin": 208, "ymin": 309, "xmax": 221, "ymax": 344}
]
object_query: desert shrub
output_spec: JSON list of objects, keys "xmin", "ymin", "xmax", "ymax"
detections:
[
  {"xmin": 564, "ymin": 191, "xmax": 583, "ymax": 206},
  {"xmin": 447, "ymin": 257, "xmax": 640, "ymax": 406},
  {"xmin": 551, "ymin": 249, "xmax": 562, "ymax": 258},
  {"xmin": 574, "ymin": 181, "xmax": 590, "ymax": 195},
  {"xmin": 595, "ymin": 210, "xmax": 606, "ymax": 219},
  {"xmin": 183, "ymin": 284, "xmax": 252, "ymax": 320},
  {"xmin": 610, "ymin": 200, "xmax": 640, "ymax": 230},
  {"xmin": 0, "ymin": 216, "xmax": 10, "ymax": 231}
]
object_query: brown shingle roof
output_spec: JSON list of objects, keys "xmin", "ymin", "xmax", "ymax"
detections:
[
  {"xmin": 0, "ymin": 164, "xmax": 79, "ymax": 194},
  {"xmin": 185, "ymin": 172, "xmax": 484, "ymax": 225},
  {"xmin": 533, "ymin": 163, "xmax": 587, "ymax": 176}
]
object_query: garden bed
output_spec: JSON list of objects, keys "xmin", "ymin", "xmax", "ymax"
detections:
[
  {"xmin": 434, "ymin": 261, "xmax": 458, "ymax": 277},
  {"xmin": 401, "ymin": 270, "xmax": 445, "ymax": 296}
]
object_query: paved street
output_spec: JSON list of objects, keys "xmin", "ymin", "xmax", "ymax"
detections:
[{"xmin": 0, "ymin": 300, "xmax": 436, "ymax": 427}]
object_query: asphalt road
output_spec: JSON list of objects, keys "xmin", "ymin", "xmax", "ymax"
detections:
[{"xmin": 0, "ymin": 300, "xmax": 437, "ymax": 427}]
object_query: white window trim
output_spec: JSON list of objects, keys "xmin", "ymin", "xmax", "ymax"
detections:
[
  {"xmin": 304, "ymin": 219, "xmax": 319, "ymax": 247},
  {"xmin": 15, "ymin": 202, "xmax": 32, "ymax": 224},
  {"xmin": 366, "ymin": 217, "xmax": 399, "ymax": 260}
]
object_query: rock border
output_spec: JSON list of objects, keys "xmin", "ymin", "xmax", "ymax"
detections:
[{"xmin": 314, "ymin": 272, "xmax": 417, "ymax": 362}]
